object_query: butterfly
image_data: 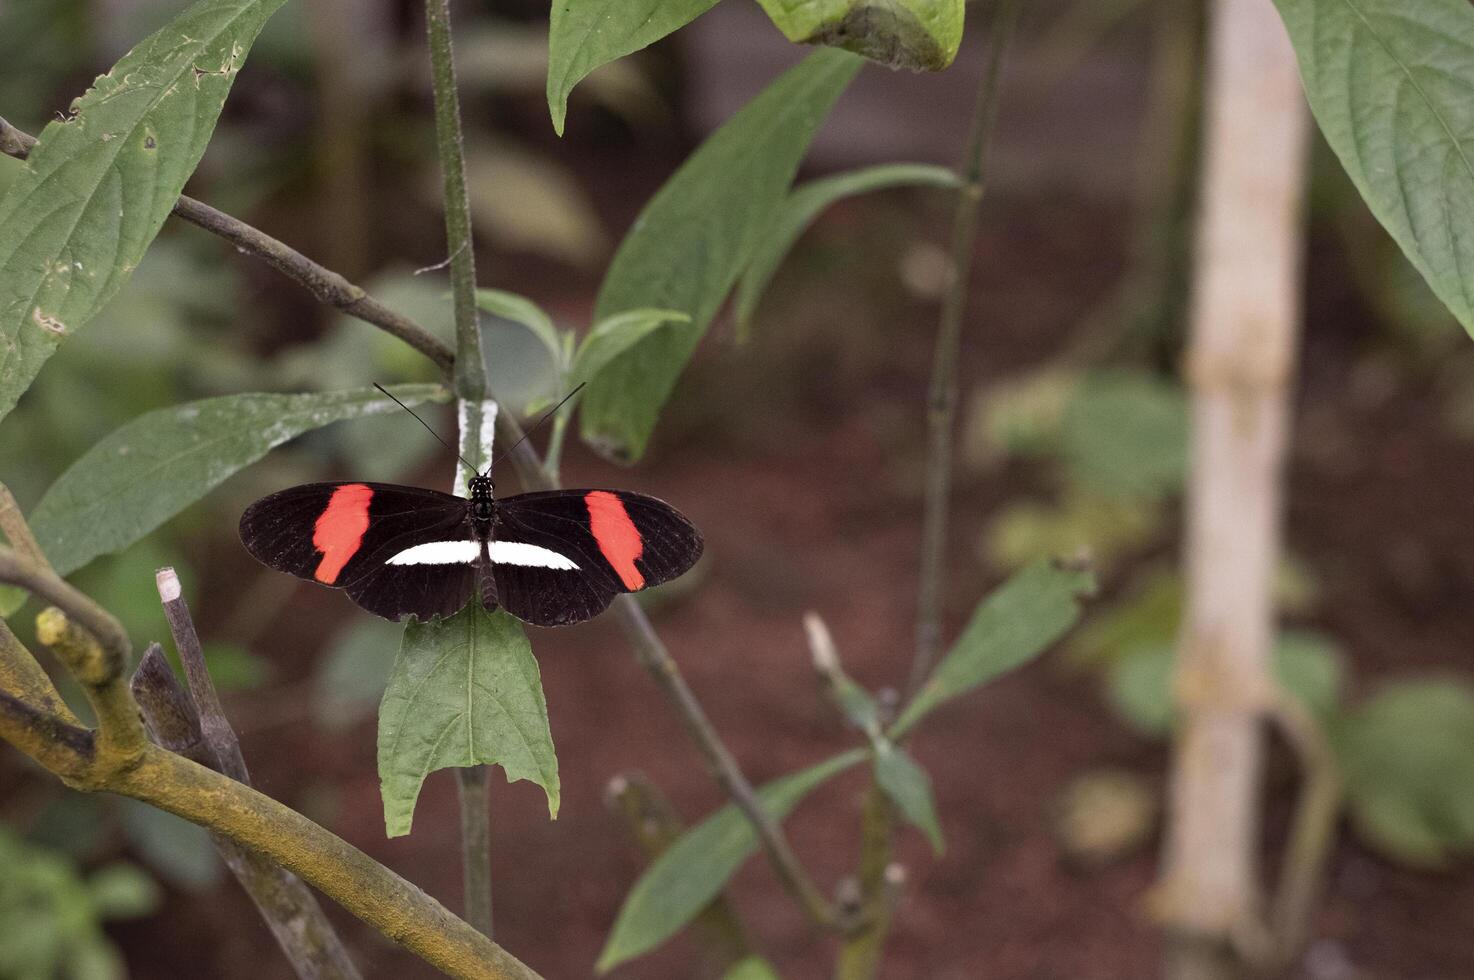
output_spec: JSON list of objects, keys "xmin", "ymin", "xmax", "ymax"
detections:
[
  {"xmin": 238, "ymin": 386, "xmax": 702, "ymax": 626},
  {"xmin": 239, "ymin": 475, "xmax": 702, "ymax": 626}
]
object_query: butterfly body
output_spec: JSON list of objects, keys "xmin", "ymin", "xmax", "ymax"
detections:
[{"xmin": 240, "ymin": 474, "xmax": 702, "ymax": 626}]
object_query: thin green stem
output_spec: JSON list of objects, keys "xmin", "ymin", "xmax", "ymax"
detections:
[
  {"xmin": 543, "ymin": 414, "xmax": 570, "ymax": 483},
  {"xmin": 424, "ymin": 0, "xmax": 485, "ymax": 400},
  {"xmin": 457, "ymin": 766, "xmax": 494, "ymax": 937},
  {"xmin": 908, "ymin": 0, "xmax": 1020, "ymax": 697}
]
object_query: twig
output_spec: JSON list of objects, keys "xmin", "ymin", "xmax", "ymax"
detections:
[
  {"xmin": 0, "ymin": 483, "xmax": 51, "ymax": 573},
  {"xmin": 0, "ymin": 571, "xmax": 542, "ymax": 979},
  {"xmin": 131, "ymin": 644, "xmax": 363, "ymax": 980},
  {"xmin": 0, "ymin": 547, "xmax": 131, "ymax": 677},
  {"xmin": 0, "ymin": 619, "xmax": 75, "ymax": 724},
  {"xmin": 156, "ymin": 568, "xmax": 248, "ymax": 782},
  {"xmin": 422, "ymin": 0, "xmax": 485, "ymax": 400},
  {"xmin": 909, "ymin": 0, "xmax": 1020, "ymax": 696},
  {"xmin": 0, "ymin": 115, "xmax": 455, "ymax": 375},
  {"xmin": 605, "ymin": 772, "xmax": 750, "ymax": 970},
  {"xmin": 1264, "ymin": 692, "xmax": 1341, "ymax": 970}
]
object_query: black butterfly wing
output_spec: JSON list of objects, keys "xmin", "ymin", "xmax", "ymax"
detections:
[
  {"xmin": 490, "ymin": 489, "xmax": 703, "ymax": 627},
  {"xmin": 239, "ymin": 482, "xmax": 481, "ymax": 622}
]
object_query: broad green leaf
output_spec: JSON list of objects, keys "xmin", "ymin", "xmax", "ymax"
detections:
[
  {"xmin": 570, "ymin": 309, "xmax": 689, "ymax": 389},
  {"xmin": 0, "ymin": 0, "xmax": 288, "ymax": 420},
  {"xmin": 893, "ymin": 561, "xmax": 1094, "ymax": 738},
  {"xmin": 874, "ymin": 742, "xmax": 944, "ymax": 854},
  {"xmin": 1273, "ymin": 0, "xmax": 1474, "ymax": 338},
  {"xmin": 734, "ymin": 163, "xmax": 960, "ymax": 337},
  {"xmin": 1061, "ymin": 371, "xmax": 1187, "ymax": 501},
  {"xmin": 475, "ymin": 288, "xmax": 566, "ymax": 371},
  {"xmin": 378, "ymin": 604, "xmax": 558, "ymax": 837},
  {"xmin": 598, "ymin": 749, "xmax": 866, "ymax": 972},
  {"xmin": 546, "ymin": 0, "xmax": 720, "ymax": 136},
  {"xmin": 723, "ymin": 957, "xmax": 782, "ymax": 980},
  {"xmin": 1337, "ymin": 679, "xmax": 1474, "ymax": 866},
  {"xmin": 755, "ymin": 0, "xmax": 964, "ymax": 70},
  {"xmin": 581, "ymin": 50, "xmax": 860, "ymax": 462},
  {"xmin": 27, "ymin": 384, "xmax": 444, "ymax": 576}
]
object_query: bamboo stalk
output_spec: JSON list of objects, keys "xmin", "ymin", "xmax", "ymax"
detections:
[{"xmin": 1157, "ymin": 0, "xmax": 1309, "ymax": 976}]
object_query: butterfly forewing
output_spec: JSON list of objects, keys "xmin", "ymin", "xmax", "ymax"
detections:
[
  {"xmin": 239, "ymin": 482, "xmax": 479, "ymax": 621},
  {"xmin": 489, "ymin": 489, "xmax": 703, "ymax": 627}
]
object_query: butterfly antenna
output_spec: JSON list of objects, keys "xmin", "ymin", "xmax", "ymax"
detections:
[
  {"xmin": 489, "ymin": 382, "xmax": 587, "ymax": 473},
  {"xmin": 372, "ymin": 383, "xmax": 478, "ymax": 475}
]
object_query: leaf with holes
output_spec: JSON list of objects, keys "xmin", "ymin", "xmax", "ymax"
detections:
[
  {"xmin": 0, "ymin": 0, "xmax": 288, "ymax": 420},
  {"xmin": 581, "ymin": 50, "xmax": 860, "ymax": 462},
  {"xmin": 598, "ymin": 749, "xmax": 866, "ymax": 972},
  {"xmin": 26, "ymin": 384, "xmax": 444, "ymax": 578},
  {"xmin": 377, "ymin": 604, "xmax": 558, "ymax": 837},
  {"xmin": 755, "ymin": 0, "xmax": 965, "ymax": 70},
  {"xmin": 1273, "ymin": 0, "xmax": 1474, "ymax": 338}
]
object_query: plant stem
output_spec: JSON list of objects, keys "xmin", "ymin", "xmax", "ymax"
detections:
[
  {"xmin": 423, "ymin": 0, "xmax": 485, "ymax": 400},
  {"xmin": 1159, "ymin": 0, "xmax": 1308, "ymax": 975},
  {"xmin": 0, "ymin": 116, "xmax": 456, "ymax": 374},
  {"xmin": 908, "ymin": 0, "xmax": 1019, "ymax": 697},
  {"xmin": 457, "ymin": 765, "xmax": 494, "ymax": 937}
]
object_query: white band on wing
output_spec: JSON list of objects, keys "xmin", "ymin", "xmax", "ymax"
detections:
[
  {"xmin": 386, "ymin": 540, "xmax": 481, "ymax": 565},
  {"xmin": 487, "ymin": 541, "xmax": 579, "ymax": 570}
]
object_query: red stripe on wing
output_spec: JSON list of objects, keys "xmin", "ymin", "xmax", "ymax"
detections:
[
  {"xmin": 313, "ymin": 483, "xmax": 373, "ymax": 583},
  {"xmin": 585, "ymin": 490, "xmax": 644, "ymax": 590}
]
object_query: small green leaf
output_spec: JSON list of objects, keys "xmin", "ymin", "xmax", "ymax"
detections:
[
  {"xmin": 475, "ymin": 288, "xmax": 567, "ymax": 371},
  {"xmin": 377, "ymin": 604, "xmax": 558, "ymax": 837},
  {"xmin": 546, "ymin": 0, "xmax": 720, "ymax": 136},
  {"xmin": 1061, "ymin": 371, "xmax": 1187, "ymax": 501},
  {"xmin": 28, "ymin": 384, "xmax": 444, "ymax": 576},
  {"xmin": 874, "ymin": 742, "xmax": 944, "ymax": 854},
  {"xmin": 0, "ymin": 0, "xmax": 289, "ymax": 420},
  {"xmin": 755, "ymin": 0, "xmax": 964, "ymax": 69},
  {"xmin": 597, "ymin": 749, "xmax": 866, "ymax": 972},
  {"xmin": 1273, "ymin": 0, "xmax": 1474, "ymax": 339},
  {"xmin": 893, "ymin": 561, "xmax": 1094, "ymax": 738},
  {"xmin": 85, "ymin": 864, "xmax": 162, "ymax": 920},
  {"xmin": 314, "ymin": 618, "xmax": 403, "ymax": 731},
  {"xmin": 571, "ymin": 309, "xmax": 689, "ymax": 389},
  {"xmin": 1337, "ymin": 679, "xmax": 1474, "ymax": 867},
  {"xmin": 581, "ymin": 50, "xmax": 860, "ymax": 462},
  {"xmin": 723, "ymin": 956, "xmax": 783, "ymax": 980},
  {"xmin": 734, "ymin": 163, "xmax": 959, "ymax": 337}
]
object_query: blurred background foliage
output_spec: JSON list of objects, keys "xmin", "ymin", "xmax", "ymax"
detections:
[{"xmin": 3, "ymin": 0, "xmax": 1474, "ymax": 977}]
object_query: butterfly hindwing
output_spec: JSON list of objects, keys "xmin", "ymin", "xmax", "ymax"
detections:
[
  {"xmin": 239, "ymin": 482, "xmax": 479, "ymax": 621},
  {"xmin": 489, "ymin": 489, "xmax": 703, "ymax": 627}
]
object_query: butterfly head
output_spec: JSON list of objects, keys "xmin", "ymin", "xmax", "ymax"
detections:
[{"xmin": 468, "ymin": 474, "xmax": 496, "ymax": 523}]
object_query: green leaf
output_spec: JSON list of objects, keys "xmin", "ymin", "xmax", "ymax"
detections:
[
  {"xmin": 546, "ymin": 0, "xmax": 720, "ymax": 136},
  {"xmin": 1273, "ymin": 0, "xmax": 1474, "ymax": 339},
  {"xmin": 1337, "ymin": 679, "xmax": 1474, "ymax": 866},
  {"xmin": 874, "ymin": 742, "xmax": 944, "ymax": 854},
  {"xmin": 0, "ymin": 0, "xmax": 288, "ymax": 420},
  {"xmin": 570, "ymin": 309, "xmax": 689, "ymax": 389},
  {"xmin": 755, "ymin": 0, "xmax": 963, "ymax": 70},
  {"xmin": 581, "ymin": 50, "xmax": 860, "ymax": 462},
  {"xmin": 598, "ymin": 749, "xmax": 866, "ymax": 972},
  {"xmin": 1106, "ymin": 632, "xmax": 1347, "ymax": 738},
  {"xmin": 723, "ymin": 957, "xmax": 782, "ymax": 980},
  {"xmin": 892, "ymin": 561, "xmax": 1095, "ymax": 738},
  {"xmin": 27, "ymin": 384, "xmax": 444, "ymax": 576},
  {"xmin": 734, "ymin": 163, "xmax": 960, "ymax": 337},
  {"xmin": 314, "ymin": 618, "xmax": 403, "ymax": 731},
  {"xmin": 475, "ymin": 288, "xmax": 567, "ymax": 371},
  {"xmin": 377, "ymin": 604, "xmax": 558, "ymax": 837},
  {"xmin": 119, "ymin": 799, "xmax": 221, "ymax": 890},
  {"xmin": 85, "ymin": 864, "xmax": 161, "ymax": 921},
  {"xmin": 1060, "ymin": 370, "xmax": 1188, "ymax": 501}
]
